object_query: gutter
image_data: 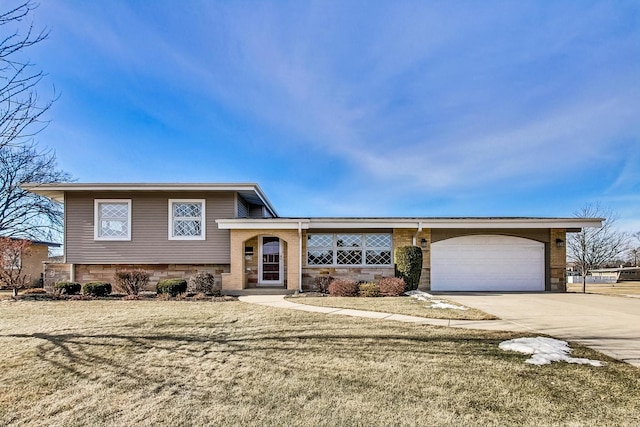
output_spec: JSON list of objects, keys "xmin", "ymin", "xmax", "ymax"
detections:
[
  {"xmin": 298, "ymin": 221, "xmax": 303, "ymax": 293},
  {"xmin": 412, "ymin": 222, "xmax": 423, "ymax": 246}
]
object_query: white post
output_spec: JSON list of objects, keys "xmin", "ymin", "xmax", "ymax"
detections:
[{"xmin": 298, "ymin": 222, "xmax": 303, "ymax": 293}]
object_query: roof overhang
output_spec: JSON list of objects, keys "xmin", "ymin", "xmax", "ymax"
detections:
[
  {"xmin": 21, "ymin": 182, "xmax": 279, "ymax": 217},
  {"xmin": 0, "ymin": 236, "xmax": 61, "ymax": 247},
  {"xmin": 217, "ymin": 217, "xmax": 603, "ymax": 230}
]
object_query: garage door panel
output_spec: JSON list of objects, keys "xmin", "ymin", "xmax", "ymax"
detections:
[{"xmin": 431, "ymin": 235, "xmax": 545, "ymax": 292}]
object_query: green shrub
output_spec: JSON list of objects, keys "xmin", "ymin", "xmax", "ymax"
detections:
[
  {"xmin": 114, "ymin": 269, "xmax": 149, "ymax": 295},
  {"xmin": 358, "ymin": 282, "xmax": 379, "ymax": 297},
  {"xmin": 54, "ymin": 281, "xmax": 81, "ymax": 295},
  {"xmin": 378, "ymin": 277, "xmax": 405, "ymax": 296},
  {"xmin": 313, "ymin": 275, "xmax": 334, "ymax": 294},
  {"xmin": 156, "ymin": 278, "xmax": 187, "ymax": 297},
  {"xmin": 82, "ymin": 282, "xmax": 112, "ymax": 297},
  {"xmin": 328, "ymin": 279, "xmax": 359, "ymax": 297},
  {"xmin": 188, "ymin": 272, "xmax": 219, "ymax": 295},
  {"xmin": 395, "ymin": 246, "xmax": 423, "ymax": 291}
]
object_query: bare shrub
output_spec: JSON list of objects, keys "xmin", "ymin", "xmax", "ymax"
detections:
[
  {"xmin": 378, "ymin": 277, "xmax": 405, "ymax": 296},
  {"xmin": 188, "ymin": 272, "xmax": 219, "ymax": 295},
  {"xmin": 114, "ymin": 270, "xmax": 150, "ymax": 295},
  {"xmin": 328, "ymin": 279, "xmax": 359, "ymax": 297},
  {"xmin": 312, "ymin": 275, "xmax": 333, "ymax": 293},
  {"xmin": 358, "ymin": 282, "xmax": 379, "ymax": 297}
]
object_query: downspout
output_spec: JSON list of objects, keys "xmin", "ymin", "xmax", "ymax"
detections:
[
  {"xmin": 298, "ymin": 221, "xmax": 303, "ymax": 293},
  {"xmin": 412, "ymin": 222, "xmax": 423, "ymax": 246}
]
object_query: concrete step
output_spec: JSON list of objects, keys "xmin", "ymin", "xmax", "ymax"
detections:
[{"xmin": 226, "ymin": 288, "xmax": 295, "ymax": 296}]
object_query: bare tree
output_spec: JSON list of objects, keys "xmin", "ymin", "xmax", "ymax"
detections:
[
  {"xmin": 0, "ymin": 2, "xmax": 70, "ymax": 240},
  {"xmin": 567, "ymin": 203, "xmax": 629, "ymax": 293},
  {"xmin": 0, "ymin": 236, "xmax": 32, "ymax": 296},
  {"xmin": 627, "ymin": 232, "xmax": 640, "ymax": 267}
]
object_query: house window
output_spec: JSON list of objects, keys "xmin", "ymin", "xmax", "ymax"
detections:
[
  {"xmin": 94, "ymin": 200, "xmax": 132, "ymax": 241},
  {"xmin": 169, "ymin": 199, "xmax": 205, "ymax": 240},
  {"xmin": 307, "ymin": 233, "xmax": 392, "ymax": 266}
]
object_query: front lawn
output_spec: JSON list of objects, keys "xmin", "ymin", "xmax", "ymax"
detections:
[
  {"xmin": 1, "ymin": 300, "xmax": 638, "ymax": 426},
  {"xmin": 568, "ymin": 281, "xmax": 640, "ymax": 296},
  {"xmin": 288, "ymin": 295, "xmax": 497, "ymax": 320}
]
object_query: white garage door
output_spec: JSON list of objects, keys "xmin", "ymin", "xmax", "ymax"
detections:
[{"xmin": 431, "ymin": 235, "xmax": 545, "ymax": 291}]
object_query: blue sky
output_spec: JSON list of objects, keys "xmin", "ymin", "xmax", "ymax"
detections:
[{"xmin": 16, "ymin": 1, "xmax": 640, "ymax": 230}]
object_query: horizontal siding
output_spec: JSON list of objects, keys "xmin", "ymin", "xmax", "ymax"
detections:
[
  {"xmin": 237, "ymin": 196, "xmax": 248, "ymax": 218},
  {"xmin": 248, "ymin": 205, "xmax": 264, "ymax": 218},
  {"xmin": 66, "ymin": 191, "xmax": 234, "ymax": 264}
]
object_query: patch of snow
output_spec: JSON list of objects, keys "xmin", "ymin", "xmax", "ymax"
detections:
[
  {"xmin": 429, "ymin": 300, "xmax": 468, "ymax": 310},
  {"xmin": 404, "ymin": 290, "xmax": 432, "ymax": 301},
  {"xmin": 404, "ymin": 290, "xmax": 468, "ymax": 310},
  {"xmin": 499, "ymin": 337, "xmax": 604, "ymax": 367}
]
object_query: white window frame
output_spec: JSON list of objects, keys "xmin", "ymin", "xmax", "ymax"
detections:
[
  {"xmin": 94, "ymin": 199, "xmax": 132, "ymax": 241},
  {"xmin": 306, "ymin": 233, "xmax": 393, "ymax": 267},
  {"xmin": 168, "ymin": 199, "xmax": 206, "ymax": 241}
]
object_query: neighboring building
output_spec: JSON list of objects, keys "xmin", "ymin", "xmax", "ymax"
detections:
[
  {"xmin": 0, "ymin": 238, "xmax": 61, "ymax": 287},
  {"xmin": 589, "ymin": 267, "xmax": 640, "ymax": 283},
  {"xmin": 23, "ymin": 183, "xmax": 602, "ymax": 293}
]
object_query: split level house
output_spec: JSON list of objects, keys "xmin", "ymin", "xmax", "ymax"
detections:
[{"xmin": 23, "ymin": 183, "xmax": 603, "ymax": 293}]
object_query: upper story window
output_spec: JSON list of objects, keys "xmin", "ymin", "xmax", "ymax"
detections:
[
  {"xmin": 169, "ymin": 199, "xmax": 206, "ymax": 240},
  {"xmin": 94, "ymin": 200, "xmax": 132, "ymax": 241},
  {"xmin": 307, "ymin": 233, "xmax": 392, "ymax": 266}
]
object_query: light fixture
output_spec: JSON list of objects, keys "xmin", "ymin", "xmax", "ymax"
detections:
[
  {"xmin": 555, "ymin": 238, "xmax": 565, "ymax": 248},
  {"xmin": 420, "ymin": 238, "xmax": 428, "ymax": 248}
]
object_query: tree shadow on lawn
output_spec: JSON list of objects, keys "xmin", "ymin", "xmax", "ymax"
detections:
[{"xmin": 1, "ymin": 325, "xmax": 520, "ymax": 384}]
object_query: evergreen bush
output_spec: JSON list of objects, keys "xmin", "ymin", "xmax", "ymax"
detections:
[{"xmin": 395, "ymin": 246, "xmax": 423, "ymax": 291}]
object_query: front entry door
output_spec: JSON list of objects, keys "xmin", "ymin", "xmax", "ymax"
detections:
[{"xmin": 259, "ymin": 236, "xmax": 282, "ymax": 286}]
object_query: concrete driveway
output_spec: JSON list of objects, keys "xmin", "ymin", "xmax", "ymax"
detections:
[{"xmin": 441, "ymin": 292, "xmax": 640, "ymax": 368}]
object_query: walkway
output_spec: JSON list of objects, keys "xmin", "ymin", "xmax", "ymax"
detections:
[{"xmin": 238, "ymin": 294, "xmax": 524, "ymax": 331}]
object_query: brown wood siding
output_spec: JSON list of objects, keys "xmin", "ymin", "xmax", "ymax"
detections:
[{"xmin": 65, "ymin": 191, "xmax": 234, "ymax": 264}]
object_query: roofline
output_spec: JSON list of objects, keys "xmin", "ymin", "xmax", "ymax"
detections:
[
  {"xmin": 216, "ymin": 217, "xmax": 604, "ymax": 230},
  {"xmin": 0, "ymin": 236, "xmax": 61, "ymax": 247},
  {"xmin": 20, "ymin": 182, "xmax": 279, "ymax": 217}
]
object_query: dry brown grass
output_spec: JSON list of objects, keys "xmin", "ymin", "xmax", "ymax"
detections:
[
  {"xmin": 567, "ymin": 281, "xmax": 640, "ymax": 297},
  {"xmin": 289, "ymin": 295, "xmax": 497, "ymax": 320},
  {"xmin": 0, "ymin": 300, "xmax": 639, "ymax": 426}
]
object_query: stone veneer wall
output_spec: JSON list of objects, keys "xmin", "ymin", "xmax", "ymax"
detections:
[
  {"xmin": 549, "ymin": 228, "xmax": 567, "ymax": 292},
  {"xmin": 300, "ymin": 228, "xmax": 431, "ymax": 291},
  {"xmin": 43, "ymin": 263, "xmax": 229, "ymax": 292},
  {"xmin": 301, "ymin": 267, "xmax": 396, "ymax": 291},
  {"xmin": 43, "ymin": 262, "xmax": 73, "ymax": 293}
]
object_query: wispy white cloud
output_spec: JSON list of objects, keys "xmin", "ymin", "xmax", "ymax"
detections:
[{"xmin": 27, "ymin": 1, "xmax": 640, "ymax": 224}]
